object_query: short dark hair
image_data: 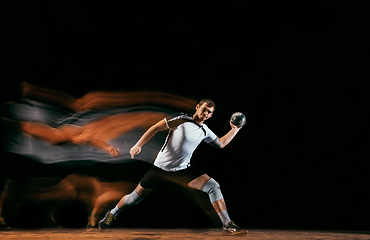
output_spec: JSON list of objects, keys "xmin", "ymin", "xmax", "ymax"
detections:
[{"xmin": 198, "ymin": 99, "xmax": 215, "ymax": 109}]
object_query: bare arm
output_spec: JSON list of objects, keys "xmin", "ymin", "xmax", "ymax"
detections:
[
  {"xmin": 130, "ymin": 119, "xmax": 169, "ymax": 159},
  {"xmin": 208, "ymin": 121, "xmax": 240, "ymax": 149}
]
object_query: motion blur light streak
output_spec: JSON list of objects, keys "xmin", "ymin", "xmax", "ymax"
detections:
[
  {"xmin": 1, "ymin": 82, "xmax": 199, "ymax": 165},
  {"xmin": 21, "ymin": 82, "xmax": 198, "ymax": 113},
  {"xmin": 0, "ymin": 84, "xmax": 216, "ymax": 228}
]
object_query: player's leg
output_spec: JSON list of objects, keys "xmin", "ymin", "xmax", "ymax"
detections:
[
  {"xmin": 188, "ymin": 174, "xmax": 230, "ymax": 225},
  {"xmin": 87, "ymin": 182, "xmax": 137, "ymax": 229},
  {"xmin": 98, "ymin": 184, "xmax": 153, "ymax": 229},
  {"xmin": 98, "ymin": 165, "xmax": 166, "ymax": 229},
  {"xmin": 115, "ymin": 184, "xmax": 152, "ymax": 213},
  {"xmin": 188, "ymin": 174, "xmax": 247, "ymax": 236},
  {"xmin": 98, "ymin": 166, "xmax": 166, "ymax": 230}
]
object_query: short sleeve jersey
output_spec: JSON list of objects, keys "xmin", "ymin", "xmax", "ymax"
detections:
[{"xmin": 154, "ymin": 113, "xmax": 217, "ymax": 171}]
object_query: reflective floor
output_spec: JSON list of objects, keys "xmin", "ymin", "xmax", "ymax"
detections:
[{"xmin": 1, "ymin": 228, "xmax": 370, "ymax": 240}]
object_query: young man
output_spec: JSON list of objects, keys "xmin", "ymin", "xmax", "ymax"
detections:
[{"xmin": 98, "ymin": 99, "xmax": 247, "ymax": 235}]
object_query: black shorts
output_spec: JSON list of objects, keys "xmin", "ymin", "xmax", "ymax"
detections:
[{"xmin": 140, "ymin": 165, "xmax": 205, "ymax": 189}]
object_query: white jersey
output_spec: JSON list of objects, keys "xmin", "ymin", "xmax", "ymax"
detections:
[{"xmin": 154, "ymin": 113, "xmax": 217, "ymax": 171}]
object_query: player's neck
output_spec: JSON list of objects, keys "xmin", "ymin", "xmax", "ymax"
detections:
[{"xmin": 192, "ymin": 114, "xmax": 204, "ymax": 125}]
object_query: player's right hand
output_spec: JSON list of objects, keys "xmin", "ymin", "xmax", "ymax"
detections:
[{"xmin": 130, "ymin": 145, "xmax": 141, "ymax": 159}]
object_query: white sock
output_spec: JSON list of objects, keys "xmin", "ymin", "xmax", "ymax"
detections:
[
  {"xmin": 218, "ymin": 210, "xmax": 231, "ymax": 227},
  {"xmin": 110, "ymin": 205, "xmax": 121, "ymax": 217}
]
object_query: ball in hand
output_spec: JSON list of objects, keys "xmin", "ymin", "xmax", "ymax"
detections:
[{"xmin": 230, "ymin": 112, "xmax": 246, "ymax": 128}]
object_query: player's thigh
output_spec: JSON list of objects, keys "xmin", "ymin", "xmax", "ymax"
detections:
[{"xmin": 135, "ymin": 184, "xmax": 154, "ymax": 198}]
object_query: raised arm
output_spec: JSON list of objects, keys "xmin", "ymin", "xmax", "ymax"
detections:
[
  {"xmin": 208, "ymin": 121, "xmax": 240, "ymax": 149},
  {"xmin": 130, "ymin": 119, "xmax": 169, "ymax": 159}
]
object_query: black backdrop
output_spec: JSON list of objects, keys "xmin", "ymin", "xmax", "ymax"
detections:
[{"xmin": 1, "ymin": 0, "xmax": 369, "ymax": 230}]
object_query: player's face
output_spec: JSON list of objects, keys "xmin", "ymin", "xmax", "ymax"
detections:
[{"xmin": 195, "ymin": 103, "xmax": 214, "ymax": 122}]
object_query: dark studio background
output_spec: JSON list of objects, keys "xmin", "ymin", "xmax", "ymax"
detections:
[{"xmin": 1, "ymin": 0, "xmax": 369, "ymax": 230}]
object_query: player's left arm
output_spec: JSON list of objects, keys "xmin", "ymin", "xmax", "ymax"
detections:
[{"xmin": 208, "ymin": 121, "xmax": 240, "ymax": 149}]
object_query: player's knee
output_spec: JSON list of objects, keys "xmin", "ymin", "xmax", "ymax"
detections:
[
  {"xmin": 123, "ymin": 190, "xmax": 145, "ymax": 207},
  {"xmin": 201, "ymin": 178, "xmax": 224, "ymax": 203}
]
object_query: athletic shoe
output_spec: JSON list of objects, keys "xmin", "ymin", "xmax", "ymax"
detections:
[
  {"xmin": 98, "ymin": 211, "xmax": 116, "ymax": 230},
  {"xmin": 222, "ymin": 221, "xmax": 248, "ymax": 236}
]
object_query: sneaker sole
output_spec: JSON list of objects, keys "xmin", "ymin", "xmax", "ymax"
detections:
[{"xmin": 222, "ymin": 229, "xmax": 248, "ymax": 236}]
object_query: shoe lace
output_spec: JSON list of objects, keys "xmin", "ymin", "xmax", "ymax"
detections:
[
  {"xmin": 105, "ymin": 213, "xmax": 116, "ymax": 225},
  {"xmin": 230, "ymin": 221, "xmax": 239, "ymax": 228}
]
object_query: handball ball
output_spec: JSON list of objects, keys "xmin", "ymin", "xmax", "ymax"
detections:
[{"xmin": 230, "ymin": 112, "xmax": 246, "ymax": 128}]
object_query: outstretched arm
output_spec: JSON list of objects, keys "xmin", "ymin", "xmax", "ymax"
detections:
[
  {"xmin": 208, "ymin": 121, "xmax": 240, "ymax": 149},
  {"xmin": 130, "ymin": 119, "xmax": 168, "ymax": 159}
]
